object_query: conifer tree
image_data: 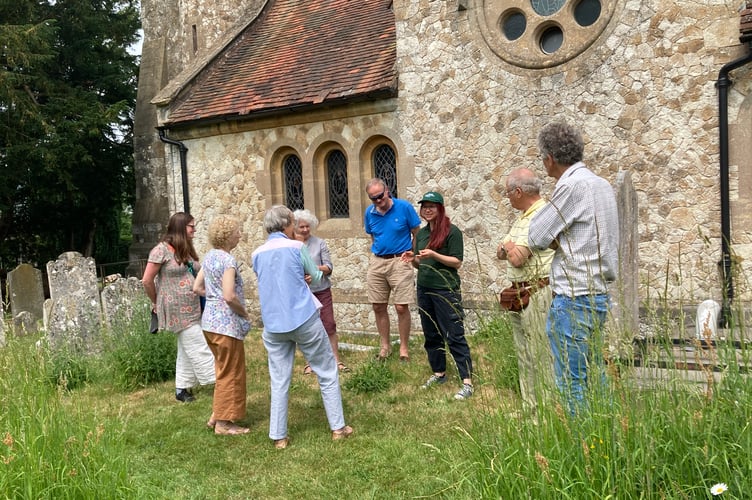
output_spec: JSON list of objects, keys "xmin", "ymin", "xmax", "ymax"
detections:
[{"xmin": 0, "ymin": 0, "xmax": 140, "ymax": 271}]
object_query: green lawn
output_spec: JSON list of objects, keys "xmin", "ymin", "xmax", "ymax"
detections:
[{"xmin": 2, "ymin": 313, "xmax": 751, "ymax": 499}]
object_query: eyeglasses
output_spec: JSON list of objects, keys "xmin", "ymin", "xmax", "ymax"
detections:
[
  {"xmin": 420, "ymin": 204, "xmax": 438, "ymax": 211},
  {"xmin": 369, "ymin": 191, "xmax": 386, "ymax": 201},
  {"xmin": 505, "ymin": 187, "xmax": 520, "ymax": 197},
  {"xmin": 187, "ymin": 224, "xmax": 196, "ymax": 229}
]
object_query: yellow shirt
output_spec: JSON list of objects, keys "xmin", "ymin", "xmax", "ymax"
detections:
[{"xmin": 503, "ymin": 198, "xmax": 555, "ymax": 283}]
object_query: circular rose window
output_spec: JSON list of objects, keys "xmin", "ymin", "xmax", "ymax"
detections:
[{"xmin": 475, "ymin": 0, "xmax": 617, "ymax": 69}]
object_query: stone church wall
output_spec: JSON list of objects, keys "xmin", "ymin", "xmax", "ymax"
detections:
[{"xmin": 147, "ymin": 0, "xmax": 752, "ymax": 333}]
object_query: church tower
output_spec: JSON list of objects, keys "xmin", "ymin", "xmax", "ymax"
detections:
[{"xmin": 129, "ymin": 0, "xmax": 266, "ymax": 275}]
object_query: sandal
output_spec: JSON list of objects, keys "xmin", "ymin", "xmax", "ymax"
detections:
[
  {"xmin": 214, "ymin": 423, "xmax": 250, "ymax": 436},
  {"xmin": 303, "ymin": 364, "xmax": 313, "ymax": 375},
  {"xmin": 337, "ymin": 362, "xmax": 351, "ymax": 373},
  {"xmin": 206, "ymin": 413, "xmax": 216, "ymax": 429},
  {"xmin": 274, "ymin": 437, "xmax": 290, "ymax": 449}
]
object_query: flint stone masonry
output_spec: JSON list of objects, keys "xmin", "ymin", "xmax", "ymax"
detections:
[
  {"xmin": 8, "ymin": 263, "xmax": 44, "ymax": 324},
  {"xmin": 46, "ymin": 252, "xmax": 103, "ymax": 352},
  {"xmin": 133, "ymin": 0, "xmax": 752, "ymax": 335}
]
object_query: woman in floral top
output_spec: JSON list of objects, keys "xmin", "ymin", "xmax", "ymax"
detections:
[
  {"xmin": 142, "ymin": 212, "xmax": 216, "ymax": 403},
  {"xmin": 193, "ymin": 215, "xmax": 251, "ymax": 435}
]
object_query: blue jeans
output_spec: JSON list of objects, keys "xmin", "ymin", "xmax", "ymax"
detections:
[
  {"xmin": 417, "ymin": 286, "xmax": 472, "ymax": 380},
  {"xmin": 547, "ymin": 294, "xmax": 609, "ymax": 414}
]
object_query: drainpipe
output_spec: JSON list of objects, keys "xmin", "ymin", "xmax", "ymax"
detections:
[
  {"xmin": 157, "ymin": 128, "xmax": 190, "ymax": 214},
  {"xmin": 715, "ymin": 41, "xmax": 752, "ymax": 326}
]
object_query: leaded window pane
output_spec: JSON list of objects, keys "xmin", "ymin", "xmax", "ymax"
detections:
[
  {"xmin": 530, "ymin": 0, "xmax": 565, "ymax": 16},
  {"xmin": 283, "ymin": 155, "xmax": 304, "ymax": 210},
  {"xmin": 327, "ymin": 150, "xmax": 349, "ymax": 218},
  {"xmin": 373, "ymin": 144, "xmax": 398, "ymax": 198}
]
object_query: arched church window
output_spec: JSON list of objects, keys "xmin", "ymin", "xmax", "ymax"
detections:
[
  {"xmin": 373, "ymin": 144, "xmax": 398, "ymax": 198},
  {"xmin": 327, "ymin": 150, "xmax": 349, "ymax": 218},
  {"xmin": 283, "ymin": 154, "xmax": 304, "ymax": 210}
]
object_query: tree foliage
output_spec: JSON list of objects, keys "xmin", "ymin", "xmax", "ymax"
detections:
[{"xmin": 0, "ymin": 0, "xmax": 140, "ymax": 270}]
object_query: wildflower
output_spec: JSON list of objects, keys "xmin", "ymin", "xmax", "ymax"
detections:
[
  {"xmin": 710, "ymin": 483, "xmax": 728, "ymax": 496},
  {"xmin": 534, "ymin": 452, "xmax": 552, "ymax": 483},
  {"xmin": 2, "ymin": 432, "xmax": 13, "ymax": 449}
]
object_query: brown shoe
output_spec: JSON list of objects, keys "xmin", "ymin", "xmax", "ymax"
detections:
[
  {"xmin": 332, "ymin": 425, "xmax": 354, "ymax": 441},
  {"xmin": 214, "ymin": 422, "xmax": 250, "ymax": 436},
  {"xmin": 274, "ymin": 437, "xmax": 290, "ymax": 449}
]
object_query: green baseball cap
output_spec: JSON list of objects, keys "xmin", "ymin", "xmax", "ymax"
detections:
[{"xmin": 418, "ymin": 191, "xmax": 444, "ymax": 205}]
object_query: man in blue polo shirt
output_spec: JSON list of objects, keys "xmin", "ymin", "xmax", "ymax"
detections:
[{"xmin": 364, "ymin": 178, "xmax": 421, "ymax": 362}]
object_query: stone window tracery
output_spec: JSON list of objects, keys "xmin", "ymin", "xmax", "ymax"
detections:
[
  {"xmin": 477, "ymin": 0, "xmax": 616, "ymax": 69},
  {"xmin": 269, "ymin": 136, "xmax": 404, "ymax": 233}
]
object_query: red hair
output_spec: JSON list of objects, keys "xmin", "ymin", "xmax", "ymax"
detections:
[{"xmin": 427, "ymin": 204, "xmax": 451, "ymax": 250}]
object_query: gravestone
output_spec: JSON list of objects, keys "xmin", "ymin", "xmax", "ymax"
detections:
[
  {"xmin": 13, "ymin": 311, "xmax": 35, "ymax": 336},
  {"xmin": 609, "ymin": 170, "xmax": 639, "ymax": 357},
  {"xmin": 46, "ymin": 252, "xmax": 103, "ymax": 352},
  {"xmin": 101, "ymin": 276, "xmax": 149, "ymax": 330},
  {"xmin": 8, "ymin": 263, "xmax": 45, "ymax": 327}
]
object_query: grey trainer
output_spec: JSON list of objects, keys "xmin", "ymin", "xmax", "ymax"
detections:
[
  {"xmin": 454, "ymin": 383, "xmax": 474, "ymax": 400},
  {"xmin": 421, "ymin": 374, "xmax": 447, "ymax": 389}
]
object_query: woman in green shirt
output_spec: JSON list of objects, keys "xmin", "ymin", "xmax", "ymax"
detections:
[{"xmin": 403, "ymin": 192, "xmax": 474, "ymax": 400}]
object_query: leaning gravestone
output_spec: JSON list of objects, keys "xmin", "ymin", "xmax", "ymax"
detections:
[
  {"xmin": 8, "ymin": 263, "xmax": 45, "ymax": 334},
  {"xmin": 46, "ymin": 252, "xmax": 103, "ymax": 352},
  {"xmin": 101, "ymin": 276, "xmax": 149, "ymax": 330}
]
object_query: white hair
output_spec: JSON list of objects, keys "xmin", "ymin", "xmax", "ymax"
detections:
[{"xmin": 293, "ymin": 209, "xmax": 319, "ymax": 230}]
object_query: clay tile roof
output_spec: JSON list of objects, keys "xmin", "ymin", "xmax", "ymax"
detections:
[{"xmin": 164, "ymin": 0, "xmax": 397, "ymax": 127}]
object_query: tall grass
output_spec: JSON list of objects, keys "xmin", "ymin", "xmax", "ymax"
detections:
[
  {"xmin": 0, "ymin": 335, "xmax": 132, "ymax": 498},
  {"xmin": 442, "ymin": 306, "xmax": 752, "ymax": 499},
  {"xmin": 1, "ymin": 299, "xmax": 751, "ymax": 498}
]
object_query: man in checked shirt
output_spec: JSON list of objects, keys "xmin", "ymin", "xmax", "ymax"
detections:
[{"xmin": 528, "ymin": 121, "xmax": 619, "ymax": 415}]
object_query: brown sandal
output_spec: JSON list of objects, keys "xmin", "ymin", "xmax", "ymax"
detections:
[
  {"xmin": 303, "ymin": 364, "xmax": 313, "ymax": 375},
  {"xmin": 214, "ymin": 423, "xmax": 250, "ymax": 435},
  {"xmin": 338, "ymin": 362, "xmax": 351, "ymax": 373},
  {"xmin": 274, "ymin": 437, "xmax": 290, "ymax": 449}
]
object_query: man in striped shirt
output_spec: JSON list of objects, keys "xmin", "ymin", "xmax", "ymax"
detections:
[{"xmin": 528, "ymin": 122, "xmax": 619, "ymax": 414}]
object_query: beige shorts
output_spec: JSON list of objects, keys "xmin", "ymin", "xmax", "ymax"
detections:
[{"xmin": 366, "ymin": 254, "xmax": 416, "ymax": 305}]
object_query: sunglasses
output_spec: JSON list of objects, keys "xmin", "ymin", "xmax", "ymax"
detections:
[{"xmin": 369, "ymin": 190, "xmax": 386, "ymax": 201}]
